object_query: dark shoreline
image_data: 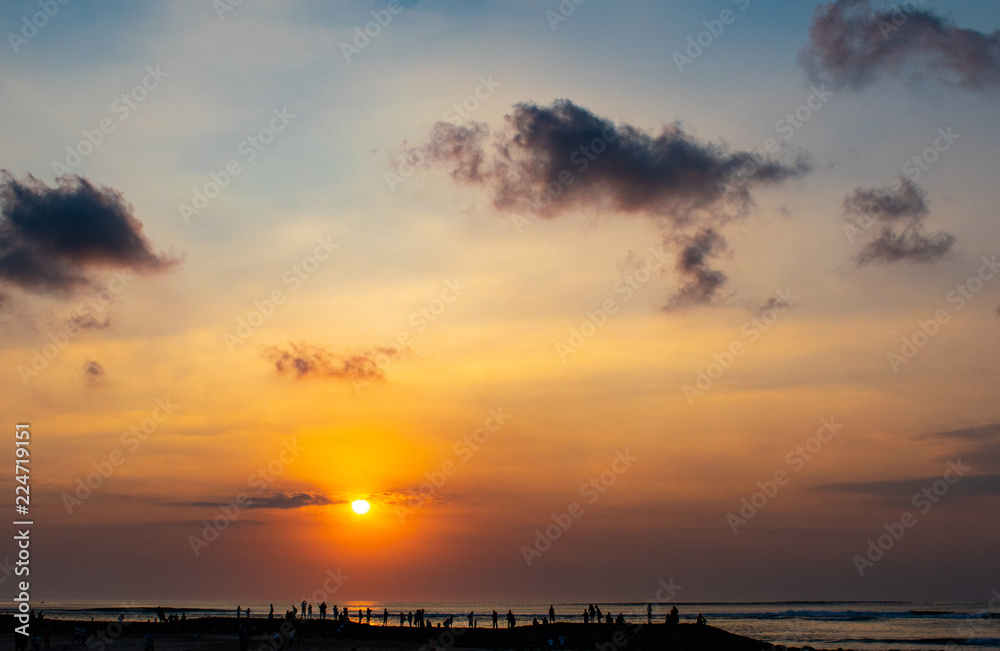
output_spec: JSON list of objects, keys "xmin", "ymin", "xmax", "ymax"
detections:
[{"xmin": 1, "ymin": 616, "xmax": 853, "ymax": 651}]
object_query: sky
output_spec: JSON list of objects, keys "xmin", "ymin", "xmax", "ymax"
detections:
[{"xmin": 1, "ymin": 0, "xmax": 999, "ymax": 604}]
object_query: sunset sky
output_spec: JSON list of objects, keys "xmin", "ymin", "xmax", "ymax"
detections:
[{"xmin": 2, "ymin": 1, "xmax": 1000, "ymax": 604}]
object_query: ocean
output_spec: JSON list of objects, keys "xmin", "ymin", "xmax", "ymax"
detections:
[{"xmin": 13, "ymin": 600, "xmax": 1000, "ymax": 651}]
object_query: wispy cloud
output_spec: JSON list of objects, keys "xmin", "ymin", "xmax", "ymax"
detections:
[
  {"xmin": 173, "ymin": 492, "xmax": 339, "ymax": 510},
  {"xmin": 261, "ymin": 342, "xmax": 402, "ymax": 381},
  {"xmin": 83, "ymin": 359, "xmax": 106, "ymax": 386},
  {"xmin": 666, "ymin": 228, "xmax": 728, "ymax": 309},
  {"xmin": 801, "ymin": 0, "xmax": 1000, "ymax": 91},
  {"xmin": 844, "ymin": 178, "xmax": 955, "ymax": 264}
]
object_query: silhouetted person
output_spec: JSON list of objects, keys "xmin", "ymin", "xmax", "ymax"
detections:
[
  {"xmin": 269, "ymin": 605, "xmax": 275, "ymax": 621},
  {"xmin": 588, "ymin": 604, "xmax": 596, "ymax": 622},
  {"xmin": 237, "ymin": 606, "xmax": 241, "ymax": 619},
  {"xmin": 468, "ymin": 611, "xmax": 475, "ymax": 628},
  {"xmin": 595, "ymin": 606, "xmax": 602, "ymax": 623},
  {"xmin": 319, "ymin": 602, "xmax": 327, "ymax": 619},
  {"xmin": 492, "ymin": 610, "xmax": 498, "ymax": 629},
  {"xmin": 647, "ymin": 604, "xmax": 652, "ymax": 624},
  {"xmin": 549, "ymin": 605, "xmax": 555, "ymax": 623},
  {"xmin": 615, "ymin": 613, "xmax": 625, "ymax": 625},
  {"xmin": 383, "ymin": 609, "xmax": 389, "ymax": 626},
  {"xmin": 583, "ymin": 610, "xmax": 589, "ymax": 624},
  {"xmin": 696, "ymin": 614, "xmax": 706, "ymax": 626},
  {"xmin": 407, "ymin": 612, "xmax": 413, "ymax": 627},
  {"xmin": 506, "ymin": 610, "xmax": 516, "ymax": 628},
  {"xmin": 669, "ymin": 606, "xmax": 679, "ymax": 626}
]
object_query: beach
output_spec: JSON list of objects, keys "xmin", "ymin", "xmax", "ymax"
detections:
[{"xmin": 2, "ymin": 617, "xmax": 821, "ymax": 651}]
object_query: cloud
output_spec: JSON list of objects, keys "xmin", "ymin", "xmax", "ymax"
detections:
[
  {"xmin": 843, "ymin": 177, "xmax": 955, "ymax": 264},
  {"xmin": 399, "ymin": 99, "xmax": 807, "ymax": 308},
  {"xmin": 173, "ymin": 492, "xmax": 338, "ymax": 510},
  {"xmin": 83, "ymin": 359, "xmax": 106, "ymax": 386},
  {"xmin": 67, "ymin": 311, "xmax": 113, "ymax": 331},
  {"xmin": 915, "ymin": 423, "xmax": 1000, "ymax": 470},
  {"xmin": 0, "ymin": 173, "xmax": 179, "ymax": 297},
  {"xmin": 401, "ymin": 99, "xmax": 807, "ymax": 223},
  {"xmin": 815, "ymin": 471, "xmax": 1000, "ymax": 500},
  {"xmin": 801, "ymin": 0, "xmax": 1000, "ymax": 90},
  {"xmin": 917, "ymin": 423, "xmax": 1000, "ymax": 441},
  {"xmin": 371, "ymin": 489, "xmax": 443, "ymax": 506},
  {"xmin": 666, "ymin": 228, "xmax": 728, "ymax": 309},
  {"xmin": 261, "ymin": 342, "xmax": 401, "ymax": 381}
]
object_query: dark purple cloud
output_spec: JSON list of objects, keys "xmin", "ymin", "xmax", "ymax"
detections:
[
  {"xmin": 666, "ymin": 229, "xmax": 728, "ymax": 309},
  {"xmin": 261, "ymin": 342, "xmax": 401, "ymax": 381},
  {"xmin": 801, "ymin": 0, "xmax": 1000, "ymax": 90},
  {"xmin": 68, "ymin": 311, "xmax": 113, "ymax": 331},
  {"xmin": 174, "ymin": 492, "xmax": 338, "ymax": 510},
  {"xmin": 399, "ymin": 99, "xmax": 807, "ymax": 308},
  {"xmin": 83, "ymin": 359, "xmax": 106, "ymax": 385},
  {"xmin": 843, "ymin": 177, "xmax": 955, "ymax": 264},
  {"xmin": 0, "ymin": 173, "xmax": 179, "ymax": 297},
  {"xmin": 815, "ymin": 473, "xmax": 1000, "ymax": 502},
  {"xmin": 400, "ymin": 99, "xmax": 807, "ymax": 222}
]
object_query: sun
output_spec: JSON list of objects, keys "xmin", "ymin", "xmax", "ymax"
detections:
[{"xmin": 351, "ymin": 499, "xmax": 371, "ymax": 515}]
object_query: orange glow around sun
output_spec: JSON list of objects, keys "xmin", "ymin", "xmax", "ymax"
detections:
[{"xmin": 351, "ymin": 499, "xmax": 371, "ymax": 515}]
